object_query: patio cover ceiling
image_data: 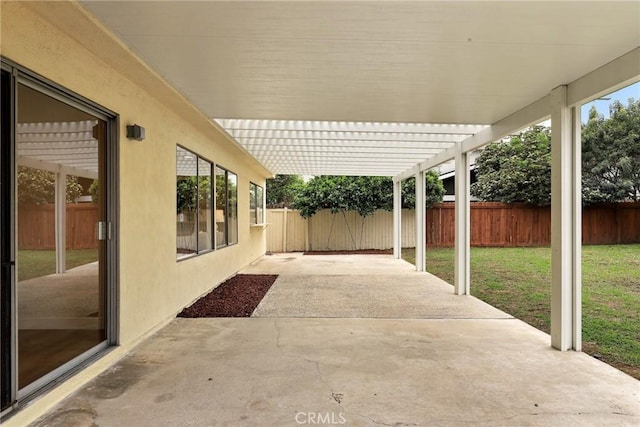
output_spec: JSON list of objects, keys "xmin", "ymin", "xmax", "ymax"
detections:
[{"xmin": 81, "ymin": 1, "xmax": 640, "ymax": 177}]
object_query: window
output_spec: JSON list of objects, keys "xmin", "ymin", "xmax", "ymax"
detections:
[
  {"xmin": 215, "ymin": 166, "xmax": 227, "ymax": 247},
  {"xmin": 250, "ymin": 182, "xmax": 265, "ymax": 225},
  {"xmin": 228, "ymin": 172, "xmax": 238, "ymax": 244},
  {"xmin": 176, "ymin": 146, "xmax": 213, "ymax": 259},
  {"xmin": 215, "ymin": 166, "xmax": 238, "ymax": 247},
  {"xmin": 198, "ymin": 158, "xmax": 213, "ymax": 252}
]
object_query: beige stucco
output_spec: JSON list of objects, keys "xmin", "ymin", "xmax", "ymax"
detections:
[{"xmin": 1, "ymin": 1, "xmax": 269, "ymax": 424}]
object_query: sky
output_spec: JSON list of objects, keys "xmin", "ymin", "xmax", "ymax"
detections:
[{"xmin": 580, "ymin": 81, "xmax": 639, "ymax": 123}]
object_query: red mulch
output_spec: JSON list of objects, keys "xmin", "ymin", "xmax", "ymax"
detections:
[
  {"xmin": 177, "ymin": 274, "xmax": 278, "ymax": 318},
  {"xmin": 303, "ymin": 249, "xmax": 393, "ymax": 255}
]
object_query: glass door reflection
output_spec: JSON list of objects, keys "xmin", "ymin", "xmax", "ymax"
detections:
[{"xmin": 16, "ymin": 83, "xmax": 106, "ymax": 389}]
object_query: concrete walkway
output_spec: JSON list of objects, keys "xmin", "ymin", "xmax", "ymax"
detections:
[
  {"xmin": 33, "ymin": 254, "xmax": 640, "ymax": 427},
  {"xmin": 247, "ymin": 253, "xmax": 511, "ymax": 319}
]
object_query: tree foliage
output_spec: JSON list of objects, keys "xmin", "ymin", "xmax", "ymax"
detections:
[
  {"xmin": 89, "ymin": 180, "xmax": 100, "ymax": 203},
  {"xmin": 472, "ymin": 98, "xmax": 640, "ymax": 206},
  {"xmin": 400, "ymin": 172, "xmax": 448, "ymax": 209},
  {"xmin": 266, "ymin": 175, "xmax": 305, "ymax": 208},
  {"xmin": 292, "ymin": 173, "xmax": 445, "ymax": 219},
  {"xmin": 582, "ymin": 100, "xmax": 640, "ymax": 203},
  {"xmin": 17, "ymin": 166, "xmax": 83, "ymax": 206},
  {"xmin": 471, "ymin": 126, "xmax": 552, "ymax": 206}
]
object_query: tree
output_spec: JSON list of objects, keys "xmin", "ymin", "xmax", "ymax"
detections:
[
  {"xmin": 177, "ymin": 176, "xmax": 198, "ymax": 214},
  {"xmin": 471, "ymin": 126, "xmax": 552, "ymax": 206},
  {"xmin": 400, "ymin": 171, "xmax": 447, "ymax": 209},
  {"xmin": 291, "ymin": 174, "xmax": 444, "ymax": 250},
  {"xmin": 89, "ymin": 180, "xmax": 100, "ymax": 203},
  {"xmin": 582, "ymin": 99, "xmax": 640, "ymax": 203},
  {"xmin": 266, "ymin": 175, "xmax": 305, "ymax": 208},
  {"xmin": 472, "ymin": 98, "xmax": 640, "ymax": 206},
  {"xmin": 292, "ymin": 173, "xmax": 445, "ymax": 219},
  {"xmin": 17, "ymin": 166, "xmax": 83, "ymax": 206}
]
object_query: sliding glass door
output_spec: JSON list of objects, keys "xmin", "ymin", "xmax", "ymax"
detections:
[
  {"xmin": 1, "ymin": 67, "xmax": 14, "ymax": 413},
  {"xmin": 1, "ymin": 61, "xmax": 117, "ymax": 412}
]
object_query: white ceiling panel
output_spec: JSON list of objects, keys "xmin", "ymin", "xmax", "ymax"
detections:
[{"xmin": 80, "ymin": 1, "xmax": 640, "ymax": 176}]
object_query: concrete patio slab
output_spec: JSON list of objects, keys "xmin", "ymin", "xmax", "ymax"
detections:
[
  {"xmin": 18, "ymin": 262, "xmax": 99, "ymax": 319},
  {"xmin": 253, "ymin": 275, "xmax": 511, "ymax": 319},
  {"xmin": 33, "ymin": 318, "xmax": 639, "ymax": 427},
  {"xmin": 248, "ymin": 253, "xmax": 511, "ymax": 319},
  {"xmin": 30, "ymin": 254, "xmax": 639, "ymax": 426},
  {"xmin": 242, "ymin": 252, "xmax": 417, "ymax": 276}
]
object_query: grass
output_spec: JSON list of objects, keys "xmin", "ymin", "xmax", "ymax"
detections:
[
  {"xmin": 402, "ymin": 244, "xmax": 640, "ymax": 380},
  {"xmin": 18, "ymin": 248, "xmax": 98, "ymax": 282}
]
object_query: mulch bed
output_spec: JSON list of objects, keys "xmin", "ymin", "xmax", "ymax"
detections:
[
  {"xmin": 177, "ymin": 274, "xmax": 278, "ymax": 318},
  {"xmin": 303, "ymin": 249, "xmax": 393, "ymax": 255}
]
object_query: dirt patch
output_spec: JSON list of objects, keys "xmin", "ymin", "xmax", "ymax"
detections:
[
  {"xmin": 304, "ymin": 249, "xmax": 392, "ymax": 255},
  {"xmin": 582, "ymin": 342, "xmax": 640, "ymax": 380},
  {"xmin": 177, "ymin": 274, "xmax": 278, "ymax": 317}
]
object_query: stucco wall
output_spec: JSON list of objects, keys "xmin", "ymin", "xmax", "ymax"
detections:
[{"xmin": 1, "ymin": 2, "xmax": 268, "ymax": 417}]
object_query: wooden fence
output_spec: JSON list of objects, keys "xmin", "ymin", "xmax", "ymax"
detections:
[
  {"xmin": 18, "ymin": 204, "xmax": 99, "ymax": 250},
  {"xmin": 19, "ymin": 202, "xmax": 639, "ymax": 251},
  {"xmin": 267, "ymin": 202, "xmax": 640, "ymax": 252},
  {"xmin": 428, "ymin": 202, "xmax": 640, "ymax": 246},
  {"xmin": 267, "ymin": 208, "xmax": 419, "ymax": 252}
]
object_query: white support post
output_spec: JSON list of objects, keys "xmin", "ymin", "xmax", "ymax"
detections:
[
  {"xmin": 415, "ymin": 171, "xmax": 425, "ymax": 272},
  {"xmin": 551, "ymin": 85, "xmax": 582, "ymax": 351},
  {"xmin": 572, "ymin": 106, "xmax": 582, "ymax": 352},
  {"xmin": 454, "ymin": 145, "xmax": 470, "ymax": 295},
  {"xmin": 55, "ymin": 172, "xmax": 66, "ymax": 274},
  {"xmin": 393, "ymin": 179, "xmax": 402, "ymax": 259}
]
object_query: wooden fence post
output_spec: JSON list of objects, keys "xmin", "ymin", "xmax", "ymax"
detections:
[{"xmin": 283, "ymin": 207, "xmax": 288, "ymax": 252}]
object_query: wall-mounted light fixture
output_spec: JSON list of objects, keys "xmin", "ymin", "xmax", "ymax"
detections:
[{"xmin": 126, "ymin": 124, "xmax": 145, "ymax": 141}]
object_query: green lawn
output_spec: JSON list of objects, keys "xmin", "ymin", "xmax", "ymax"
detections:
[
  {"xmin": 18, "ymin": 248, "xmax": 98, "ymax": 282},
  {"xmin": 402, "ymin": 244, "xmax": 640, "ymax": 380}
]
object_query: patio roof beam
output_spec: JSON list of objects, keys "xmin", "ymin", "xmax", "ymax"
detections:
[
  {"xmin": 253, "ymin": 149, "xmax": 446, "ymax": 157},
  {"xmin": 460, "ymin": 94, "xmax": 551, "ymax": 154},
  {"xmin": 394, "ymin": 48, "xmax": 640, "ymax": 185},
  {"xmin": 18, "ymin": 155, "xmax": 98, "ymax": 180},
  {"xmin": 234, "ymin": 131, "xmax": 470, "ymax": 142},
  {"xmin": 217, "ymin": 119, "xmax": 487, "ymax": 134},
  {"xmin": 258, "ymin": 156, "xmax": 441, "ymax": 164},
  {"xmin": 240, "ymin": 141, "xmax": 458, "ymax": 149},
  {"xmin": 393, "ymin": 94, "xmax": 552, "ymax": 182},
  {"xmin": 567, "ymin": 47, "xmax": 640, "ymax": 108},
  {"xmin": 394, "ymin": 146, "xmax": 456, "ymax": 181},
  {"xmin": 272, "ymin": 170, "xmax": 399, "ymax": 176}
]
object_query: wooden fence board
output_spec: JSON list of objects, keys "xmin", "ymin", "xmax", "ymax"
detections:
[
  {"xmin": 18, "ymin": 204, "xmax": 99, "ymax": 250},
  {"xmin": 19, "ymin": 202, "xmax": 639, "ymax": 252},
  {"xmin": 267, "ymin": 202, "xmax": 640, "ymax": 251}
]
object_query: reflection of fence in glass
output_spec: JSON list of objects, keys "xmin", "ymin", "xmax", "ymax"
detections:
[
  {"xmin": 18, "ymin": 204, "xmax": 99, "ymax": 250},
  {"xmin": 249, "ymin": 182, "xmax": 265, "ymax": 225},
  {"xmin": 177, "ymin": 208, "xmax": 217, "ymax": 255},
  {"xmin": 176, "ymin": 209, "xmax": 197, "ymax": 255}
]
